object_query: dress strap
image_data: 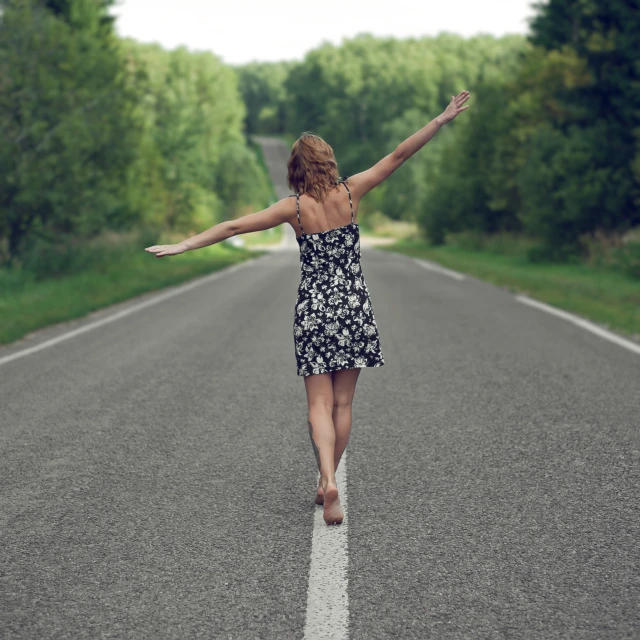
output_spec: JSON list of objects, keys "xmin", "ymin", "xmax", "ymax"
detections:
[
  {"xmin": 295, "ymin": 192, "xmax": 304, "ymax": 234},
  {"xmin": 340, "ymin": 179, "xmax": 354, "ymax": 224}
]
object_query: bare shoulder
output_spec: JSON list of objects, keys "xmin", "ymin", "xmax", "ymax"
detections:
[{"xmin": 231, "ymin": 195, "xmax": 298, "ymax": 236}]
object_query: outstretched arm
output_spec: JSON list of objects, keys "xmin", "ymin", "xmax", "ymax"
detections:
[
  {"xmin": 347, "ymin": 90, "xmax": 471, "ymax": 200},
  {"xmin": 145, "ymin": 197, "xmax": 295, "ymax": 257}
]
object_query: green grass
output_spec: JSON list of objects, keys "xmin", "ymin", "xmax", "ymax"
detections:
[
  {"xmin": 382, "ymin": 237, "xmax": 640, "ymax": 341},
  {"xmin": 0, "ymin": 239, "xmax": 264, "ymax": 346}
]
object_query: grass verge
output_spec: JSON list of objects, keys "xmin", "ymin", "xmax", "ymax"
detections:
[
  {"xmin": 381, "ymin": 237, "xmax": 640, "ymax": 341},
  {"xmin": 0, "ymin": 240, "xmax": 263, "ymax": 347}
]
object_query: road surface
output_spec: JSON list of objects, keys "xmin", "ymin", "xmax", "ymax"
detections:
[{"xmin": 1, "ymin": 138, "xmax": 639, "ymax": 639}]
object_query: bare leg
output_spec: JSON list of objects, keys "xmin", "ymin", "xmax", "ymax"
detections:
[
  {"xmin": 315, "ymin": 368, "xmax": 360, "ymax": 505},
  {"xmin": 332, "ymin": 368, "xmax": 361, "ymax": 472},
  {"xmin": 304, "ymin": 372, "xmax": 343, "ymax": 524}
]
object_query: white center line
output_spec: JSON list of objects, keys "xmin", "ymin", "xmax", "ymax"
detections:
[
  {"xmin": 304, "ymin": 454, "xmax": 349, "ymax": 640},
  {"xmin": 516, "ymin": 294, "xmax": 640, "ymax": 357},
  {"xmin": 0, "ymin": 256, "xmax": 266, "ymax": 367},
  {"xmin": 414, "ymin": 257, "xmax": 466, "ymax": 281}
]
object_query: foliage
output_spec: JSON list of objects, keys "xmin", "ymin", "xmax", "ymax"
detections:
[
  {"xmin": 238, "ymin": 5, "xmax": 639, "ymax": 267},
  {"xmin": 0, "ymin": 0, "xmax": 142, "ymax": 262},
  {"xmin": 234, "ymin": 61, "xmax": 293, "ymax": 134},
  {"xmin": 3, "ymin": 0, "xmax": 638, "ymax": 277},
  {"xmin": 418, "ymin": 0, "xmax": 640, "ymax": 258},
  {"xmin": 0, "ymin": 1, "xmax": 271, "ymax": 272}
]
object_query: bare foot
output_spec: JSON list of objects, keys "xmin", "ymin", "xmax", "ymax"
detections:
[
  {"xmin": 315, "ymin": 478, "xmax": 324, "ymax": 505},
  {"xmin": 322, "ymin": 481, "xmax": 344, "ymax": 525}
]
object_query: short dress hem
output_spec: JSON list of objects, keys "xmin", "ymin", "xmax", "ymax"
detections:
[{"xmin": 297, "ymin": 359, "xmax": 385, "ymax": 377}]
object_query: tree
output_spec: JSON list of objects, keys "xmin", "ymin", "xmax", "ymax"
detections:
[
  {"xmin": 528, "ymin": 0, "xmax": 640, "ymax": 239},
  {"xmin": 0, "ymin": 0, "xmax": 142, "ymax": 263}
]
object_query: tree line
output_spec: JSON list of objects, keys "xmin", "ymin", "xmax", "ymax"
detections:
[
  {"xmin": 2, "ymin": 0, "xmax": 637, "ymax": 274},
  {"xmin": 0, "ymin": 0, "xmax": 271, "ymax": 269},
  {"xmin": 236, "ymin": 0, "xmax": 639, "ymax": 266}
]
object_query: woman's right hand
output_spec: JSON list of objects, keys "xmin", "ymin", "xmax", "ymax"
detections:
[
  {"xmin": 145, "ymin": 242, "xmax": 188, "ymax": 257},
  {"xmin": 437, "ymin": 90, "xmax": 470, "ymax": 125}
]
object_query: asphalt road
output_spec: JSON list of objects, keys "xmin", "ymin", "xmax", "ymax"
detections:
[{"xmin": 2, "ymin": 141, "xmax": 640, "ymax": 639}]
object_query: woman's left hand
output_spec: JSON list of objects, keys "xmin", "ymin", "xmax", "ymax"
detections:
[
  {"xmin": 145, "ymin": 242, "xmax": 188, "ymax": 257},
  {"xmin": 437, "ymin": 90, "xmax": 471, "ymax": 125}
]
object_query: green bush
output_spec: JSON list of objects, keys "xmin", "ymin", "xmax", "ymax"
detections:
[
  {"xmin": 450, "ymin": 230, "xmax": 486, "ymax": 252},
  {"xmin": 17, "ymin": 229, "xmax": 156, "ymax": 280},
  {"xmin": 609, "ymin": 242, "xmax": 640, "ymax": 279}
]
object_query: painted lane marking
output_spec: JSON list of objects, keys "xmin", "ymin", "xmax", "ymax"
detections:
[
  {"xmin": 0, "ymin": 256, "xmax": 266, "ymax": 367},
  {"xmin": 414, "ymin": 258, "xmax": 466, "ymax": 281},
  {"xmin": 516, "ymin": 294, "xmax": 640, "ymax": 357},
  {"xmin": 304, "ymin": 454, "xmax": 349, "ymax": 640}
]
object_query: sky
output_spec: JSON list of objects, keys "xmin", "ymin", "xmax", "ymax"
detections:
[{"xmin": 110, "ymin": 0, "xmax": 540, "ymax": 65}]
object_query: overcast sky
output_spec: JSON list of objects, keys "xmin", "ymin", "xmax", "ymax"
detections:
[{"xmin": 110, "ymin": 0, "xmax": 540, "ymax": 65}]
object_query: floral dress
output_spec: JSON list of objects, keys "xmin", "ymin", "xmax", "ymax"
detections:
[{"xmin": 292, "ymin": 179, "xmax": 385, "ymax": 376}]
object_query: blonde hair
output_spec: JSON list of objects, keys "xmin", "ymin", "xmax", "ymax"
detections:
[{"xmin": 287, "ymin": 132, "xmax": 341, "ymax": 203}]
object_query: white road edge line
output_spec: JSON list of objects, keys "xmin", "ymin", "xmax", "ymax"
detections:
[
  {"xmin": 0, "ymin": 255, "xmax": 266, "ymax": 367},
  {"xmin": 516, "ymin": 294, "xmax": 640, "ymax": 357},
  {"xmin": 414, "ymin": 258, "xmax": 466, "ymax": 281},
  {"xmin": 304, "ymin": 454, "xmax": 349, "ymax": 640}
]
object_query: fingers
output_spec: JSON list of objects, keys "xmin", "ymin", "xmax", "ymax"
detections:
[
  {"xmin": 450, "ymin": 91, "xmax": 470, "ymax": 111},
  {"xmin": 452, "ymin": 91, "xmax": 471, "ymax": 112},
  {"xmin": 144, "ymin": 245, "xmax": 169, "ymax": 257}
]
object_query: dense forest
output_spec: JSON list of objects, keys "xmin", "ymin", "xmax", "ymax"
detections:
[
  {"xmin": 0, "ymin": 0, "xmax": 271, "ymax": 270},
  {"xmin": 1, "ymin": 0, "xmax": 638, "ymax": 277},
  {"xmin": 236, "ymin": 0, "xmax": 640, "ymax": 268}
]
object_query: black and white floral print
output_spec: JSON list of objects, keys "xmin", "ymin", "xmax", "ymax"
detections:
[{"xmin": 293, "ymin": 221, "xmax": 385, "ymax": 376}]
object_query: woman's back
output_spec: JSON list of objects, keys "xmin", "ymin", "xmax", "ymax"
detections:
[{"xmin": 293, "ymin": 181, "xmax": 356, "ymax": 238}]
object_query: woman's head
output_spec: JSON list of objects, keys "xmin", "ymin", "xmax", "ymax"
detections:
[{"xmin": 287, "ymin": 132, "xmax": 340, "ymax": 202}]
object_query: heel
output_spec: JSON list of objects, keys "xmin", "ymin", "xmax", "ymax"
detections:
[{"xmin": 323, "ymin": 484, "xmax": 344, "ymax": 525}]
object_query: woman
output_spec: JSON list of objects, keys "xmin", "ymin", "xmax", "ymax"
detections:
[{"xmin": 145, "ymin": 90, "xmax": 471, "ymax": 525}]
